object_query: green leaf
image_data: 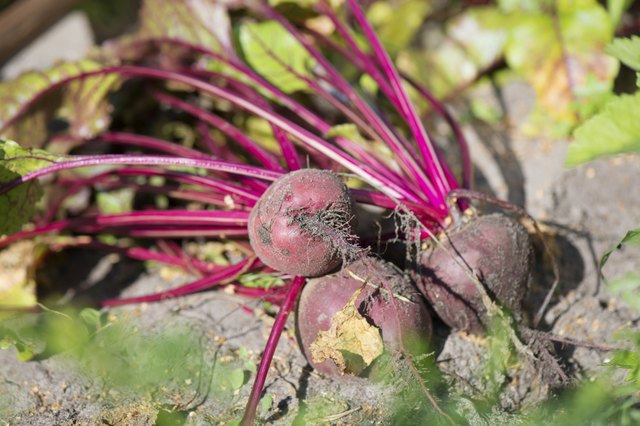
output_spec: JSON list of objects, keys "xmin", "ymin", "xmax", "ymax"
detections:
[
  {"xmin": 238, "ymin": 21, "xmax": 317, "ymax": 94},
  {"xmin": 503, "ymin": 0, "xmax": 618, "ymax": 130},
  {"xmin": 228, "ymin": 367, "xmax": 246, "ymax": 390},
  {"xmin": 0, "ymin": 140, "xmax": 61, "ymax": 236},
  {"xmin": 367, "ymin": 0, "xmax": 432, "ymax": 55},
  {"xmin": 607, "ymin": 0, "xmax": 635, "ymax": 29},
  {"xmin": 325, "ymin": 123, "xmax": 366, "ymax": 143},
  {"xmin": 96, "ymin": 188, "xmax": 135, "ymax": 215},
  {"xmin": 79, "ymin": 308, "xmax": 104, "ymax": 333},
  {"xmin": 608, "ymin": 271, "xmax": 640, "ymax": 312},
  {"xmin": 401, "ymin": 7, "xmax": 508, "ymax": 98},
  {"xmin": 0, "ymin": 60, "xmax": 120, "ymax": 147},
  {"xmin": 608, "ymin": 349, "xmax": 640, "ymax": 382},
  {"xmin": 103, "ymin": 0, "xmax": 231, "ymax": 61},
  {"xmin": 260, "ymin": 394, "xmax": 273, "ymax": 413},
  {"xmin": 606, "ymin": 36, "xmax": 640, "ymax": 71},
  {"xmin": 566, "ymin": 93, "xmax": 640, "ymax": 166},
  {"xmin": 238, "ymin": 273, "xmax": 286, "ymax": 290},
  {"xmin": 599, "ymin": 228, "xmax": 640, "ymax": 272}
]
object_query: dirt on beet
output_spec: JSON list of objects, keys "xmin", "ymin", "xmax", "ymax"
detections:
[{"xmin": 1, "ymin": 74, "xmax": 639, "ymax": 426}]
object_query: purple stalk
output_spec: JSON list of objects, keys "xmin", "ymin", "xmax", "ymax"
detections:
[
  {"xmin": 300, "ymin": 23, "xmax": 469, "ymax": 192},
  {"xmin": 351, "ymin": 189, "xmax": 445, "ymax": 223},
  {"xmin": 346, "ymin": 0, "xmax": 452, "ymax": 209},
  {"xmin": 48, "ymin": 238, "xmax": 215, "ymax": 275},
  {"xmin": 113, "ymin": 167, "xmax": 263, "ymax": 202},
  {"xmin": 102, "ymin": 257, "xmax": 256, "ymax": 307},
  {"xmin": 98, "ymin": 132, "xmax": 213, "ymax": 159},
  {"xmin": 272, "ymin": 126, "xmax": 300, "ymax": 171},
  {"xmin": 183, "ymin": 69, "xmax": 301, "ymax": 170},
  {"xmin": 0, "ymin": 216, "xmax": 249, "ymax": 249},
  {"xmin": 259, "ymin": 5, "xmax": 438, "ymax": 204},
  {"xmin": 142, "ymin": 36, "xmax": 329, "ymax": 131},
  {"xmin": 80, "ymin": 210, "xmax": 250, "ymax": 227},
  {"xmin": 0, "ymin": 154, "xmax": 281, "ymax": 196},
  {"xmin": 105, "ymin": 226, "xmax": 249, "ymax": 239},
  {"xmin": 231, "ymin": 33, "xmax": 414, "ymax": 193},
  {"xmin": 240, "ymin": 26, "xmax": 381, "ymax": 144},
  {"xmin": 109, "ymin": 65, "xmax": 414, "ymax": 201},
  {"xmin": 232, "ymin": 285, "xmax": 286, "ymax": 305},
  {"xmin": 401, "ymin": 74, "xmax": 472, "ymax": 189},
  {"xmin": 241, "ymin": 276, "xmax": 305, "ymax": 426},
  {"xmin": 0, "ymin": 220, "xmax": 72, "ymax": 249},
  {"xmin": 3, "ymin": 65, "xmax": 419, "ymax": 203},
  {"xmin": 151, "ymin": 91, "xmax": 285, "ymax": 172}
]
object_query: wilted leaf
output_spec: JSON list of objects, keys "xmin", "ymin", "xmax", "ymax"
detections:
[
  {"xmin": 310, "ymin": 288, "xmax": 384, "ymax": 375},
  {"xmin": 238, "ymin": 21, "xmax": 317, "ymax": 94},
  {"xmin": 503, "ymin": 0, "xmax": 618, "ymax": 129},
  {"xmin": 0, "ymin": 140, "xmax": 62, "ymax": 236},
  {"xmin": 0, "ymin": 60, "xmax": 120, "ymax": 147},
  {"xmin": 566, "ymin": 93, "xmax": 640, "ymax": 166}
]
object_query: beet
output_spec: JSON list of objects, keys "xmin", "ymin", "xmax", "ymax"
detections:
[
  {"xmin": 416, "ymin": 213, "xmax": 532, "ymax": 334},
  {"xmin": 296, "ymin": 257, "xmax": 433, "ymax": 376},
  {"xmin": 248, "ymin": 169, "xmax": 354, "ymax": 277}
]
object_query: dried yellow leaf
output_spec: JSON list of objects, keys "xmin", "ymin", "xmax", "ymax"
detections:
[{"xmin": 310, "ymin": 287, "xmax": 384, "ymax": 375}]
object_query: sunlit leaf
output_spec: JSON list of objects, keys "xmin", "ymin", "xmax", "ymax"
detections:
[
  {"xmin": 609, "ymin": 349, "xmax": 640, "ymax": 382},
  {"xmin": 79, "ymin": 308, "xmax": 104, "ymax": 333},
  {"xmin": 96, "ymin": 188, "xmax": 135, "ymax": 215},
  {"xmin": 367, "ymin": 0, "xmax": 432, "ymax": 55},
  {"xmin": 0, "ymin": 60, "xmax": 120, "ymax": 147},
  {"xmin": 238, "ymin": 21, "xmax": 317, "ymax": 94},
  {"xmin": 325, "ymin": 123, "xmax": 366, "ymax": 143},
  {"xmin": 608, "ymin": 272, "xmax": 640, "ymax": 312},
  {"xmin": 103, "ymin": 0, "xmax": 232, "ymax": 61},
  {"xmin": 599, "ymin": 227, "xmax": 640, "ymax": 271},
  {"xmin": 0, "ymin": 140, "xmax": 62, "ymax": 236},
  {"xmin": 238, "ymin": 273, "xmax": 285, "ymax": 289},
  {"xmin": 402, "ymin": 7, "xmax": 508, "ymax": 98},
  {"xmin": 606, "ymin": 36, "xmax": 640, "ymax": 71},
  {"xmin": 566, "ymin": 93, "xmax": 640, "ymax": 166},
  {"xmin": 503, "ymin": 0, "xmax": 618, "ymax": 129}
]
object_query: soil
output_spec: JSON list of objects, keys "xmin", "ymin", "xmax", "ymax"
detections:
[{"xmin": 2, "ymin": 11, "xmax": 640, "ymax": 426}]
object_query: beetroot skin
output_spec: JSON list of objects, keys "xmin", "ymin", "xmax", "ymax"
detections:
[
  {"xmin": 296, "ymin": 257, "xmax": 433, "ymax": 376},
  {"xmin": 417, "ymin": 213, "xmax": 532, "ymax": 334},
  {"xmin": 248, "ymin": 169, "xmax": 354, "ymax": 277}
]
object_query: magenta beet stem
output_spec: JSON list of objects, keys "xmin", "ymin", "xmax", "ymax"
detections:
[
  {"xmin": 346, "ymin": 0, "xmax": 452, "ymax": 209},
  {"xmin": 152, "ymin": 91, "xmax": 285, "ymax": 172},
  {"xmin": 241, "ymin": 276, "xmax": 305, "ymax": 425},
  {"xmin": 99, "ymin": 132, "xmax": 213, "ymax": 159},
  {"xmin": 101, "ymin": 257, "xmax": 256, "ymax": 307}
]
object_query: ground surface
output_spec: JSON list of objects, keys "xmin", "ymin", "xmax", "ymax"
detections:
[{"xmin": 1, "ymin": 9, "xmax": 640, "ymax": 426}]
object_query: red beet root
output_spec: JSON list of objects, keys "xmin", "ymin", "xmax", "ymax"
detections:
[
  {"xmin": 417, "ymin": 213, "xmax": 532, "ymax": 334},
  {"xmin": 296, "ymin": 257, "xmax": 433, "ymax": 376},
  {"xmin": 248, "ymin": 169, "xmax": 355, "ymax": 277}
]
